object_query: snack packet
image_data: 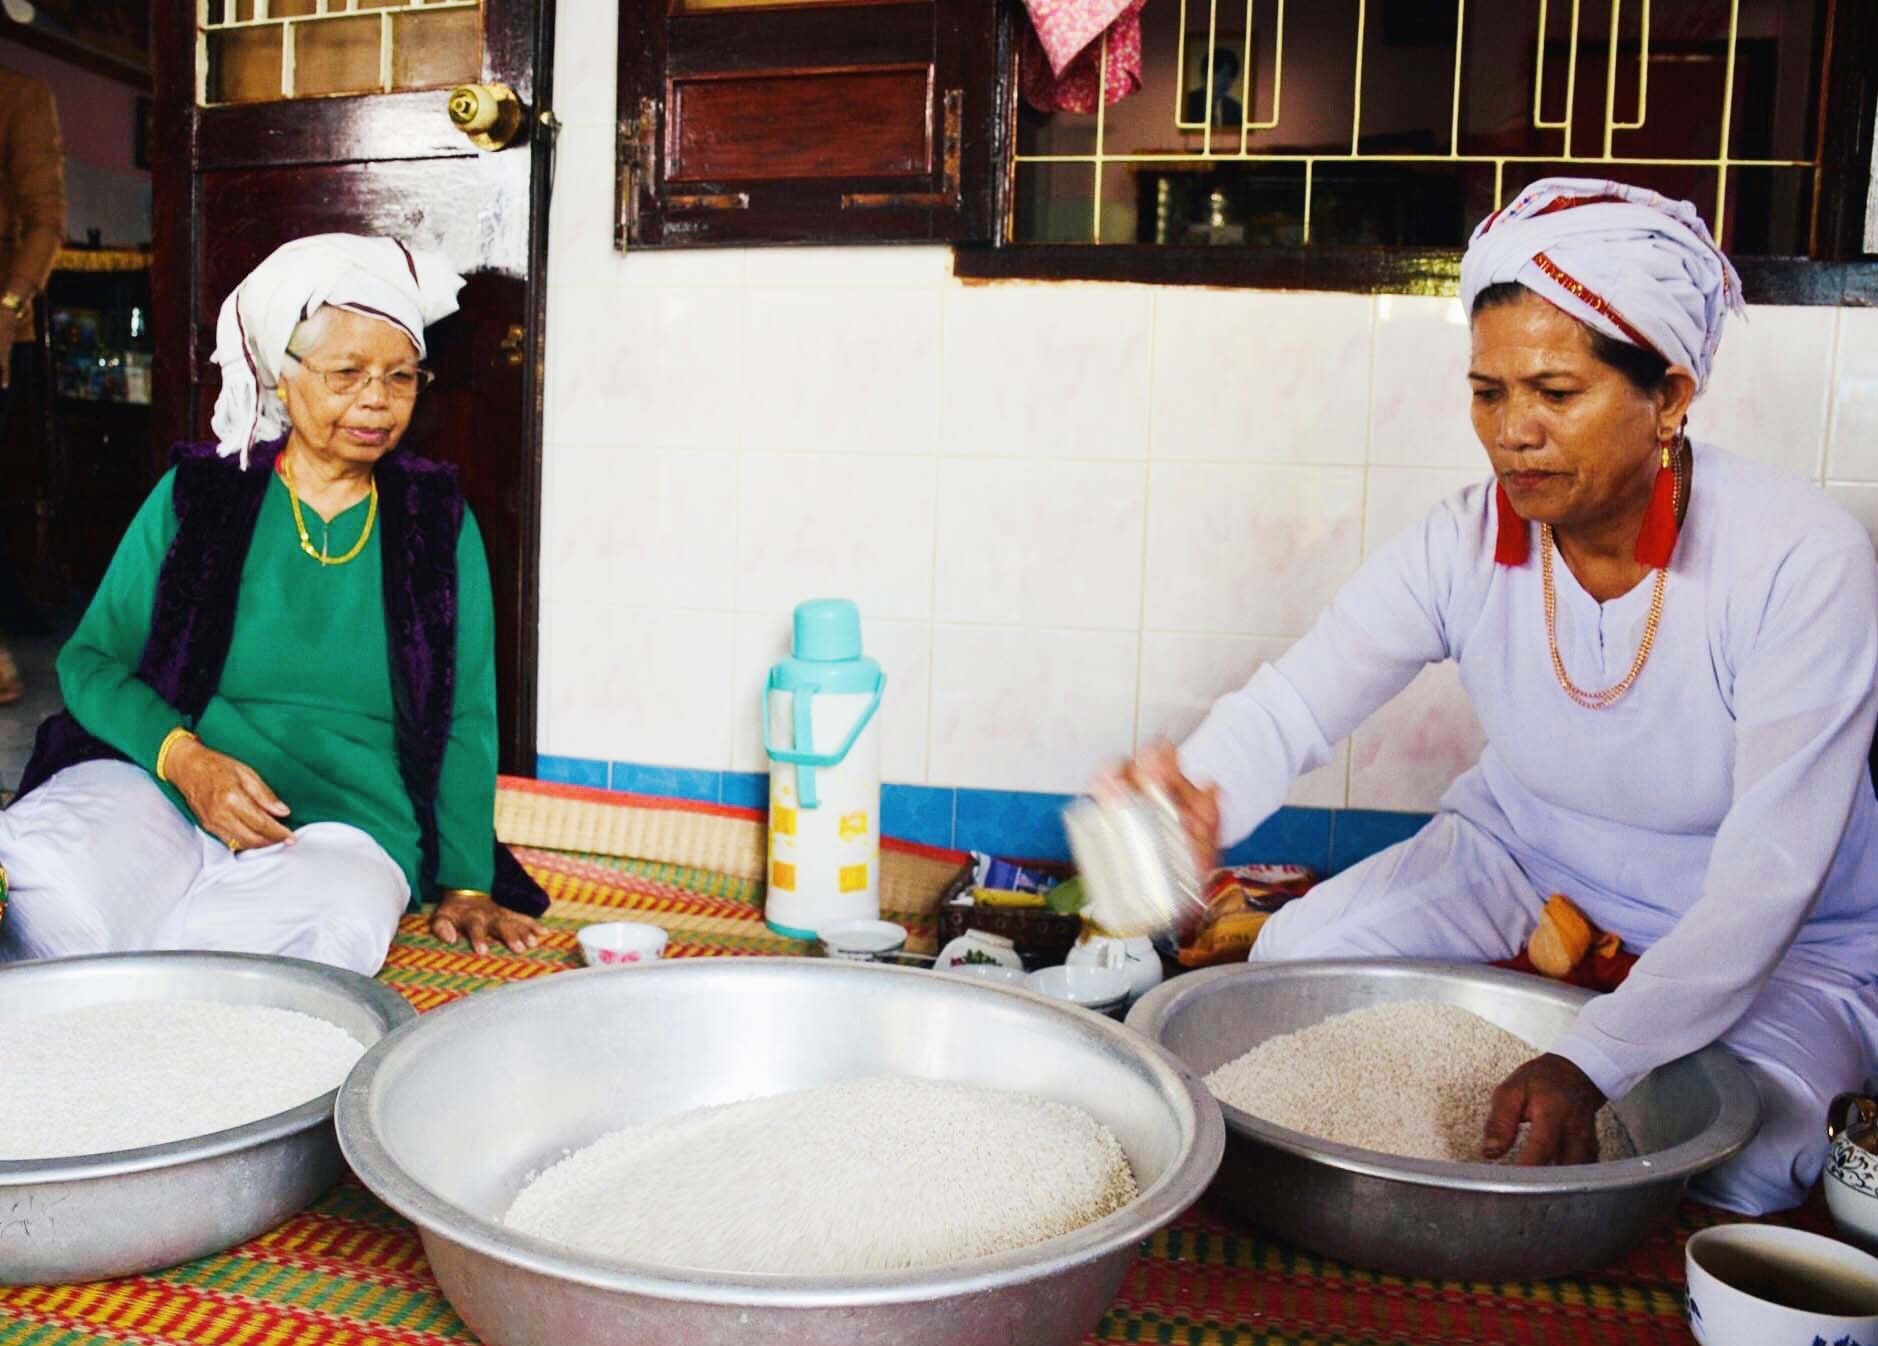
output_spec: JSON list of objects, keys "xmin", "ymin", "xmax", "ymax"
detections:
[{"xmin": 1175, "ymin": 863, "xmax": 1317, "ymax": 967}]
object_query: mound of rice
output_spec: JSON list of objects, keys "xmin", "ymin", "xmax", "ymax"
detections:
[
  {"xmin": 1203, "ymin": 1000, "xmax": 1632, "ymax": 1164},
  {"xmin": 0, "ymin": 1001, "xmax": 364, "ymax": 1160},
  {"xmin": 504, "ymin": 1075, "xmax": 1139, "ymax": 1274}
]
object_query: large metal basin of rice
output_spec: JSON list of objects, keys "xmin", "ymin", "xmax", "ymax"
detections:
[
  {"xmin": 0, "ymin": 951, "xmax": 414, "ymax": 1285},
  {"xmin": 1126, "ymin": 960, "xmax": 1760, "ymax": 1280},
  {"xmin": 337, "ymin": 958, "xmax": 1224, "ymax": 1346}
]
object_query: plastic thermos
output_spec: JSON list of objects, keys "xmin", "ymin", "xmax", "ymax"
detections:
[{"xmin": 763, "ymin": 599, "xmax": 885, "ymax": 939}]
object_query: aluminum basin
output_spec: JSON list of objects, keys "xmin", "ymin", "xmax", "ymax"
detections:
[
  {"xmin": 0, "ymin": 951, "xmax": 415, "ymax": 1285},
  {"xmin": 338, "ymin": 958, "xmax": 1224, "ymax": 1346},
  {"xmin": 1126, "ymin": 959, "xmax": 1760, "ymax": 1280}
]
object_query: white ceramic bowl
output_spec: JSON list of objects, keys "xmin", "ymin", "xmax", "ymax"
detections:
[
  {"xmin": 1066, "ymin": 936, "xmax": 1164, "ymax": 1002},
  {"xmin": 576, "ymin": 922, "xmax": 670, "ymax": 968},
  {"xmin": 1026, "ymin": 964, "xmax": 1130, "ymax": 1014},
  {"xmin": 816, "ymin": 919, "xmax": 908, "ymax": 962},
  {"xmin": 1685, "ymin": 1224, "xmax": 1878, "ymax": 1346},
  {"xmin": 939, "ymin": 963, "xmax": 1029, "ymax": 988}
]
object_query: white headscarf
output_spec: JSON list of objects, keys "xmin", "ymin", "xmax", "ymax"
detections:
[
  {"xmin": 210, "ymin": 234, "xmax": 466, "ymax": 467},
  {"xmin": 1459, "ymin": 177, "xmax": 1744, "ymax": 391}
]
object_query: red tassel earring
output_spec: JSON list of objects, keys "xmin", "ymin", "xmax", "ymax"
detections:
[
  {"xmin": 1633, "ymin": 434, "xmax": 1682, "ymax": 569},
  {"xmin": 1494, "ymin": 482, "xmax": 1530, "ymax": 565}
]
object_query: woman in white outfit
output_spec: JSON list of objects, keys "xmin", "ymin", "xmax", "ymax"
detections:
[{"xmin": 1126, "ymin": 177, "xmax": 1878, "ymax": 1216}]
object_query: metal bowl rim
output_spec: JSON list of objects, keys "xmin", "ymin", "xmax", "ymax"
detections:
[
  {"xmin": 1126, "ymin": 958, "xmax": 1761, "ymax": 1195},
  {"xmin": 338, "ymin": 957, "xmax": 1227, "ymax": 1307},
  {"xmin": 0, "ymin": 950, "xmax": 415, "ymax": 1184}
]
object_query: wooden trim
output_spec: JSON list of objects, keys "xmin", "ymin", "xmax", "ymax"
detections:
[
  {"xmin": 950, "ymin": 244, "xmax": 1878, "ymax": 306},
  {"xmin": 1811, "ymin": 0, "xmax": 1878, "ymax": 261},
  {"xmin": 506, "ymin": 0, "xmax": 555, "ymax": 777},
  {"xmin": 665, "ymin": 5, "xmax": 933, "ymax": 73},
  {"xmin": 149, "ymin": 0, "xmax": 198, "ymax": 463}
]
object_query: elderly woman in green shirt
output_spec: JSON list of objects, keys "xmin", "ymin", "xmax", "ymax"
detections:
[{"xmin": 0, "ymin": 235, "xmax": 545, "ymax": 973}]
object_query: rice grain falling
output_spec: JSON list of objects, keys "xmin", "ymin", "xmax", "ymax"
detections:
[
  {"xmin": 0, "ymin": 1001, "xmax": 365, "ymax": 1160},
  {"xmin": 1203, "ymin": 1001, "xmax": 1632, "ymax": 1164},
  {"xmin": 505, "ymin": 1076, "xmax": 1139, "ymax": 1274}
]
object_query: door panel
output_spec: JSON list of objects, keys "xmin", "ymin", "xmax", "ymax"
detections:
[
  {"xmin": 620, "ymin": 0, "xmax": 1000, "ymax": 246},
  {"xmin": 151, "ymin": 0, "xmax": 551, "ymax": 775}
]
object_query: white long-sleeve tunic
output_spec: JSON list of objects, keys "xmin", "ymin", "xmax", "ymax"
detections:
[{"xmin": 1179, "ymin": 444, "xmax": 1878, "ymax": 1100}]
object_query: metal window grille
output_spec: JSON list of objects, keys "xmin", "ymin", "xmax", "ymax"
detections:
[{"xmin": 1014, "ymin": 0, "xmax": 1814, "ymax": 245}]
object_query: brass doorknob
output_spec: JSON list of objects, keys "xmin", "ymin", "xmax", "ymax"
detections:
[{"xmin": 448, "ymin": 82, "xmax": 526, "ymax": 151}]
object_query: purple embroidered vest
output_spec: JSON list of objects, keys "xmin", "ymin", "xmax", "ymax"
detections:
[{"xmin": 17, "ymin": 439, "xmax": 548, "ymax": 917}]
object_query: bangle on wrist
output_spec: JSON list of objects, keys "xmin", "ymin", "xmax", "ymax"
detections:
[
  {"xmin": 154, "ymin": 727, "xmax": 197, "ymax": 782},
  {"xmin": 439, "ymin": 887, "xmax": 491, "ymax": 902}
]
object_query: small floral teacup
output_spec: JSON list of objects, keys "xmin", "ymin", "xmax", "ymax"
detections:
[{"xmin": 576, "ymin": 921, "xmax": 669, "ymax": 968}]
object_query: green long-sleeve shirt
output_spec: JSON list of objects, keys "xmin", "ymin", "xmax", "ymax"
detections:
[{"xmin": 56, "ymin": 468, "xmax": 498, "ymax": 901}]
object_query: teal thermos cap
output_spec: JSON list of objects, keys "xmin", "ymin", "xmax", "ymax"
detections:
[{"xmin": 792, "ymin": 599, "xmax": 863, "ymax": 663}]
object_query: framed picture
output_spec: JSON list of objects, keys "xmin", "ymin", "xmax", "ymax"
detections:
[{"xmin": 1181, "ymin": 28, "xmax": 1251, "ymax": 130}]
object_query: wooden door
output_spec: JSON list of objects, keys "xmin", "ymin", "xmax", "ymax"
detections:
[{"xmin": 149, "ymin": 0, "xmax": 554, "ymax": 774}]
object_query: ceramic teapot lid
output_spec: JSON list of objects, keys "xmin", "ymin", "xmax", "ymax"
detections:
[{"xmin": 1829, "ymin": 1091, "xmax": 1878, "ymax": 1154}]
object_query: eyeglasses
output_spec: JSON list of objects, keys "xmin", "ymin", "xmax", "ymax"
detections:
[{"xmin": 284, "ymin": 351, "xmax": 435, "ymax": 400}]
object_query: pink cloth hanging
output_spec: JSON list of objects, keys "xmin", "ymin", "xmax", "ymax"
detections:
[{"xmin": 1018, "ymin": 0, "xmax": 1146, "ymax": 115}]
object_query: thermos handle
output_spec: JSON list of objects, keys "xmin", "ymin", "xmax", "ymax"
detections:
[
  {"xmin": 792, "ymin": 689, "xmax": 819, "ymax": 808},
  {"xmin": 763, "ymin": 672, "xmax": 887, "ymax": 811}
]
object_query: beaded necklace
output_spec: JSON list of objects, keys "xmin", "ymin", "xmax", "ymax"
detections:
[{"xmin": 1538, "ymin": 444, "xmax": 1687, "ymax": 710}]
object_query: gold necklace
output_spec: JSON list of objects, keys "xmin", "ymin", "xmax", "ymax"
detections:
[
  {"xmin": 281, "ymin": 452, "xmax": 378, "ymax": 566},
  {"xmin": 1540, "ymin": 445, "xmax": 1685, "ymax": 710}
]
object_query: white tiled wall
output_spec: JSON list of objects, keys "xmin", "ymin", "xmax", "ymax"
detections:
[{"xmin": 538, "ymin": 6, "xmax": 1878, "ymax": 812}]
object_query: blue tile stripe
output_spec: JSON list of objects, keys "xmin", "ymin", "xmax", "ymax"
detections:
[
  {"xmin": 534, "ymin": 754, "xmax": 608, "ymax": 788},
  {"xmin": 532, "ymin": 758, "xmax": 1434, "ymax": 874}
]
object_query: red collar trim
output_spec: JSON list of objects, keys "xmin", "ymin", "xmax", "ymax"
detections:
[{"xmin": 1494, "ymin": 483, "xmax": 1530, "ymax": 566}]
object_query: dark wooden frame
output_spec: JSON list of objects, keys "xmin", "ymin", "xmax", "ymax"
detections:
[
  {"xmin": 149, "ymin": 0, "xmax": 550, "ymax": 775},
  {"xmin": 617, "ymin": 0, "xmax": 1011, "ymax": 247},
  {"xmin": 960, "ymin": 0, "xmax": 1876, "ymax": 303}
]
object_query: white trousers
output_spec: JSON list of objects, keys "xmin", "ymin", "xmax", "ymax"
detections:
[
  {"xmin": 0, "ymin": 761, "xmax": 409, "ymax": 977},
  {"xmin": 1252, "ymin": 810, "xmax": 1875, "ymax": 1216}
]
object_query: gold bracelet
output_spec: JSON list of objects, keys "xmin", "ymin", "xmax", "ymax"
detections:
[
  {"xmin": 154, "ymin": 727, "xmax": 197, "ymax": 782},
  {"xmin": 439, "ymin": 888, "xmax": 492, "ymax": 902}
]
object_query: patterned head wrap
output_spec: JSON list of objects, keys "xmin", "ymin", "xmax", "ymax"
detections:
[
  {"xmin": 1459, "ymin": 177, "xmax": 1744, "ymax": 391},
  {"xmin": 210, "ymin": 234, "xmax": 465, "ymax": 467}
]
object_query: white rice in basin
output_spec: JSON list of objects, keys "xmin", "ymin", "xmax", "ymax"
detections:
[
  {"xmin": 1204, "ymin": 1000, "xmax": 1632, "ymax": 1164},
  {"xmin": 0, "ymin": 1001, "xmax": 364, "ymax": 1160},
  {"xmin": 504, "ymin": 1075, "xmax": 1140, "ymax": 1274}
]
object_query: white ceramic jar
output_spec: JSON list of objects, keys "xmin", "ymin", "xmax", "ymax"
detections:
[{"xmin": 1827, "ymin": 1092, "xmax": 1878, "ymax": 1252}]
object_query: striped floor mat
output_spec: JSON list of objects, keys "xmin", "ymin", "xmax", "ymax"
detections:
[{"xmin": 0, "ymin": 843, "xmax": 1782, "ymax": 1346}]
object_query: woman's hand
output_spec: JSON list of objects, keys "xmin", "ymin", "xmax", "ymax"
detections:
[
  {"xmin": 1100, "ymin": 741, "xmax": 1223, "ymax": 882},
  {"xmin": 165, "ymin": 736, "xmax": 294, "ymax": 852},
  {"xmin": 1481, "ymin": 1052, "xmax": 1606, "ymax": 1165},
  {"xmin": 431, "ymin": 890, "xmax": 542, "ymax": 955}
]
